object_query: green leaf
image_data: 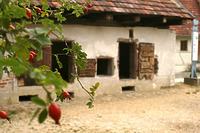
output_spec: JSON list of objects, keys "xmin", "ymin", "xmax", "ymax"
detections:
[
  {"xmin": 54, "ymin": 24, "xmax": 63, "ymax": 34},
  {"xmin": 12, "ymin": 65, "xmax": 28, "ymax": 76},
  {"xmin": 6, "ymin": 6, "xmax": 26, "ymax": 19},
  {"xmin": 55, "ymin": 96, "xmax": 60, "ymax": 102},
  {"xmin": 76, "ymin": 12, "xmax": 80, "ymax": 17},
  {"xmin": 35, "ymin": 27, "xmax": 50, "ymax": 34},
  {"xmin": 95, "ymin": 82, "xmax": 100, "ymax": 87},
  {"xmin": 30, "ymin": 108, "xmax": 41, "ymax": 122},
  {"xmin": 70, "ymin": 77, "xmax": 75, "ymax": 83},
  {"xmin": 40, "ymin": 18, "xmax": 54, "ymax": 26},
  {"xmin": 55, "ymin": 54, "xmax": 63, "ymax": 69},
  {"xmin": 72, "ymin": 10, "xmax": 76, "ymax": 14},
  {"xmin": 1, "ymin": 17, "xmax": 10, "ymax": 29},
  {"xmin": 37, "ymin": 49, "xmax": 43, "ymax": 61},
  {"xmin": 25, "ymin": 28, "xmax": 37, "ymax": 36},
  {"xmin": 86, "ymin": 102, "xmax": 94, "ymax": 108},
  {"xmin": 38, "ymin": 108, "xmax": 48, "ymax": 123},
  {"xmin": 91, "ymin": 92, "xmax": 95, "ymax": 96},
  {"xmin": 29, "ymin": 40, "xmax": 41, "ymax": 50},
  {"xmin": 94, "ymin": 82, "xmax": 99, "ymax": 90},
  {"xmin": 0, "ymin": 59, "xmax": 28, "ymax": 76},
  {"xmin": 60, "ymin": 95, "xmax": 64, "ymax": 102},
  {"xmin": 35, "ymin": 34, "xmax": 52, "ymax": 46},
  {"xmin": 89, "ymin": 98, "xmax": 94, "ymax": 102},
  {"xmin": 0, "ymin": 51, "xmax": 4, "ymax": 59},
  {"xmin": 31, "ymin": 97, "xmax": 46, "ymax": 107},
  {"xmin": 42, "ymin": 3, "xmax": 49, "ymax": 10},
  {"xmin": 55, "ymin": 89, "xmax": 62, "ymax": 97},
  {"xmin": 66, "ymin": 4, "xmax": 72, "ymax": 10},
  {"xmin": 90, "ymin": 87, "xmax": 94, "ymax": 92},
  {"xmin": 86, "ymin": 102, "xmax": 92, "ymax": 106}
]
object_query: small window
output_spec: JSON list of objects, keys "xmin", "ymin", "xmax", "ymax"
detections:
[
  {"xmin": 97, "ymin": 58, "xmax": 113, "ymax": 76},
  {"xmin": 180, "ymin": 40, "xmax": 188, "ymax": 51}
]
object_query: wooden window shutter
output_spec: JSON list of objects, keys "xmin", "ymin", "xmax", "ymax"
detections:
[
  {"xmin": 77, "ymin": 59, "xmax": 96, "ymax": 77},
  {"xmin": 138, "ymin": 43, "xmax": 155, "ymax": 80}
]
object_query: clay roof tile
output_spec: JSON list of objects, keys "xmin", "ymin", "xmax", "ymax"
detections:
[{"xmin": 33, "ymin": 0, "xmax": 193, "ymax": 19}]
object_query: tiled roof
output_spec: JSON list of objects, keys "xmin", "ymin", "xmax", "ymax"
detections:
[
  {"xmin": 170, "ymin": 0, "xmax": 200, "ymax": 36},
  {"xmin": 34, "ymin": 0, "xmax": 193, "ymax": 19},
  {"xmin": 77, "ymin": 0, "xmax": 193, "ymax": 19},
  {"xmin": 170, "ymin": 21, "xmax": 193, "ymax": 36}
]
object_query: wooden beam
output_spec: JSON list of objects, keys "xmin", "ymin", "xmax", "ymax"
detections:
[
  {"xmin": 135, "ymin": 16, "xmax": 140, "ymax": 22},
  {"xmin": 106, "ymin": 14, "xmax": 113, "ymax": 21},
  {"xmin": 163, "ymin": 17, "xmax": 167, "ymax": 23}
]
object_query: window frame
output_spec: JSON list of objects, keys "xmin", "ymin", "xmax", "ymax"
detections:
[
  {"xmin": 97, "ymin": 58, "xmax": 114, "ymax": 76},
  {"xmin": 180, "ymin": 40, "xmax": 188, "ymax": 51}
]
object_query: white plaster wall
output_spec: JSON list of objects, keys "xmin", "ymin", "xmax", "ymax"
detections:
[
  {"xmin": 5, "ymin": 25, "xmax": 177, "ymax": 102},
  {"xmin": 175, "ymin": 36, "xmax": 192, "ymax": 73},
  {"xmin": 59, "ymin": 25, "xmax": 129, "ymax": 96},
  {"xmin": 60, "ymin": 25, "xmax": 128, "ymax": 78},
  {"xmin": 50, "ymin": 25, "xmax": 177, "ymax": 96},
  {"xmin": 134, "ymin": 27, "xmax": 176, "ymax": 89},
  {"xmin": 134, "ymin": 27, "xmax": 176, "ymax": 77}
]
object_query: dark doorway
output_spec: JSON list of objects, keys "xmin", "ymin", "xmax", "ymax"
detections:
[
  {"xmin": 119, "ymin": 42, "xmax": 137, "ymax": 79},
  {"xmin": 51, "ymin": 41, "xmax": 73, "ymax": 82}
]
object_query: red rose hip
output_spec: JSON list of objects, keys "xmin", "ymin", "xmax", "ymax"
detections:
[
  {"xmin": 0, "ymin": 111, "xmax": 7, "ymax": 119},
  {"xmin": 36, "ymin": 7, "xmax": 42, "ymax": 13},
  {"xmin": 25, "ymin": 8, "xmax": 31, "ymax": 19},
  {"xmin": 0, "ymin": 111, "xmax": 11, "ymax": 123},
  {"xmin": 29, "ymin": 53, "xmax": 34, "ymax": 62},
  {"xmin": 49, "ymin": 103, "xmax": 61, "ymax": 125},
  {"xmin": 8, "ymin": 25, "xmax": 15, "ymax": 30},
  {"xmin": 84, "ymin": 8, "xmax": 88, "ymax": 13},
  {"xmin": 63, "ymin": 91, "xmax": 71, "ymax": 100},
  {"xmin": 87, "ymin": 4, "xmax": 92, "ymax": 8},
  {"xmin": 30, "ymin": 51, "xmax": 37, "ymax": 56}
]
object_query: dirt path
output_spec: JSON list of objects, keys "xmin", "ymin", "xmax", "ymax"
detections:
[{"xmin": 1, "ymin": 83, "xmax": 200, "ymax": 133}]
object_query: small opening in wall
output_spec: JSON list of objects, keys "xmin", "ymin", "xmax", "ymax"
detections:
[
  {"xmin": 122, "ymin": 86, "xmax": 135, "ymax": 92},
  {"xmin": 19, "ymin": 95, "xmax": 38, "ymax": 102},
  {"xmin": 97, "ymin": 58, "xmax": 113, "ymax": 76}
]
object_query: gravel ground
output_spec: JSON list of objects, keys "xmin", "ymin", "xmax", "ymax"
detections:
[{"xmin": 1, "ymin": 83, "xmax": 200, "ymax": 133}]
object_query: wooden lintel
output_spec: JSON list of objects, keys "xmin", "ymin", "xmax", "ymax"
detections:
[
  {"xmin": 117, "ymin": 38, "xmax": 138, "ymax": 43},
  {"xmin": 50, "ymin": 38, "xmax": 74, "ymax": 42}
]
